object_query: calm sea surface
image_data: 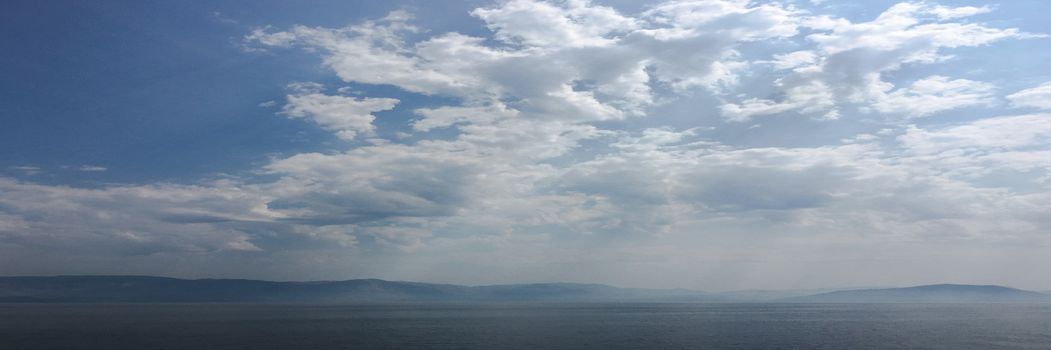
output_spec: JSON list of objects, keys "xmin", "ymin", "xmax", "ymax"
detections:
[{"xmin": 2, "ymin": 303, "xmax": 1050, "ymax": 349}]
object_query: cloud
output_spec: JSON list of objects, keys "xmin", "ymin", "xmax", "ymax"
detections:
[
  {"xmin": 720, "ymin": 2, "xmax": 1035, "ymax": 121},
  {"xmin": 6, "ymin": 1, "xmax": 1051, "ymax": 288},
  {"xmin": 262, "ymin": 145, "xmax": 480, "ymax": 224},
  {"xmin": 9, "ymin": 166, "xmax": 41, "ymax": 175},
  {"xmin": 898, "ymin": 114, "xmax": 1051, "ymax": 179},
  {"xmin": 927, "ymin": 5, "xmax": 992, "ymax": 20},
  {"xmin": 768, "ymin": 50, "xmax": 818, "ymax": 70},
  {"xmin": 412, "ymin": 104, "xmax": 517, "ymax": 132},
  {"xmin": 900, "ymin": 114, "xmax": 1051, "ymax": 153},
  {"xmin": 641, "ymin": 0, "xmax": 799, "ymax": 40},
  {"xmin": 471, "ymin": 0, "xmax": 638, "ymax": 48},
  {"xmin": 281, "ymin": 83, "xmax": 399, "ymax": 140},
  {"xmin": 721, "ymin": 81, "xmax": 838, "ymax": 121},
  {"xmin": 1007, "ymin": 81, "xmax": 1051, "ymax": 110},
  {"xmin": 78, "ymin": 165, "xmax": 108, "ymax": 172},
  {"xmin": 245, "ymin": 0, "xmax": 806, "ymax": 125},
  {"xmin": 871, "ymin": 76, "xmax": 996, "ymax": 117},
  {"xmin": 0, "ymin": 178, "xmax": 273, "ymax": 255}
]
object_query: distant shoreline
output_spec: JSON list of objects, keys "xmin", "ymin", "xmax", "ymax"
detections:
[{"xmin": 1, "ymin": 276, "xmax": 1048, "ymax": 304}]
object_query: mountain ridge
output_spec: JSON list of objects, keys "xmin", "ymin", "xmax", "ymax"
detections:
[
  {"xmin": 785, "ymin": 284, "xmax": 1050, "ymax": 303},
  {"xmin": 0, "ymin": 275, "xmax": 718, "ymax": 303},
  {"xmin": 1, "ymin": 276, "xmax": 1047, "ymax": 303}
]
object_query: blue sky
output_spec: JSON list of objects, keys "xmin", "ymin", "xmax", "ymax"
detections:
[{"xmin": 2, "ymin": 0, "xmax": 1051, "ymax": 290}]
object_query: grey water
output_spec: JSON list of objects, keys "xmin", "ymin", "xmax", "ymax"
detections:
[{"xmin": 2, "ymin": 303, "xmax": 1050, "ymax": 349}]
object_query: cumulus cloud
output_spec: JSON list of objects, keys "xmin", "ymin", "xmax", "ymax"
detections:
[
  {"xmin": 6, "ymin": 1, "xmax": 1051, "ymax": 288},
  {"xmin": 244, "ymin": 0, "xmax": 808, "ymax": 124},
  {"xmin": 281, "ymin": 83, "xmax": 398, "ymax": 140},
  {"xmin": 226, "ymin": 2, "xmax": 1051, "ymax": 287},
  {"xmin": 720, "ymin": 2, "xmax": 1036, "ymax": 121},
  {"xmin": 472, "ymin": 0, "xmax": 638, "ymax": 48}
]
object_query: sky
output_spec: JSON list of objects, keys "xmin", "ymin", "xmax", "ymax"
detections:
[{"xmin": 2, "ymin": 0, "xmax": 1051, "ymax": 291}]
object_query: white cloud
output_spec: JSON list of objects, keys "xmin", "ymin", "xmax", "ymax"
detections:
[
  {"xmin": 7, "ymin": 1, "xmax": 1051, "ymax": 289},
  {"xmin": 246, "ymin": 0, "xmax": 807, "ymax": 124},
  {"xmin": 928, "ymin": 5, "xmax": 992, "ymax": 20},
  {"xmin": 642, "ymin": 0, "xmax": 799, "ymax": 40},
  {"xmin": 900, "ymin": 113, "xmax": 1051, "ymax": 155},
  {"xmin": 897, "ymin": 113, "xmax": 1051, "ymax": 187},
  {"xmin": 281, "ymin": 84, "xmax": 398, "ymax": 140},
  {"xmin": 1007, "ymin": 81, "xmax": 1051, "ymax": 110},
  {"xmin": 262, "ymin": 144, "xmax": 481, "ymax": 224},
  {"xmin": 872, "ymin": 76, "xmax": 996, "ymax": 117},
  {"xmin": 9, "ymin": 166, "xmax": 41, "ymax": 175},
  {"xmin": 412, "ymin": 104, "xmax": 517, "ymax": 132},
  {"xmin": 721, "ymin": 80, "xmax": 838, "ymax": 122},
  {"xmin": 0, "ymin": 178, "xmax": 274, "ymax": 254},
  {"xmin": 78, "ymin": 165, "xmax": 108, "ymax": 172},
  {"xmin": 720, "ymin": 2, "xmax": 1034, "ymax": 121},
  {"xmin": 471, "ymin": 0, "xmax": 637, "ymax": 48},
  {"xmin": 769, "ymin": 50, "xmax": 818, "ymax": 70},
  {"xmin": 806, "ymin": 3, "xmax": 1028, "ymax": 55}
]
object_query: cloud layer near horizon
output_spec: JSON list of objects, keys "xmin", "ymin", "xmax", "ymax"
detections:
[{"xmin": 3, "ymin": 0, "xmax": 1051, "ymax": 290}]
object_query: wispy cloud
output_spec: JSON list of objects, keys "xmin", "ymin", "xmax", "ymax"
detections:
[
  {"xmin": 78, "ymin": 165, "xmax": 108, "ymax": 172},
  {"xmin": 9, "ymin": 166, "xmax": 41, "ymax": 175}
]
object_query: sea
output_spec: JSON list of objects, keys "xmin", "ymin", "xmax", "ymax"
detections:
[{"xmin": 2, "ymin": 303, "xmax": 1050, "ymax": 349}]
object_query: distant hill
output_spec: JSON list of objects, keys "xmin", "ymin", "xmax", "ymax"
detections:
[
  {"xmin": 0, "ymin": 276, "xmax": 720, "ymax": 303},
  {"xmin": 712, "ymin": 288, "xmax": 880, "ymax": 302},
  {"xmin": 3, "ymin": 277, "xmax": 1046, "ymax": 304},
  {"xmin": 785, "ymin": 284, "xmax": 1050, "ymax": 303}
]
